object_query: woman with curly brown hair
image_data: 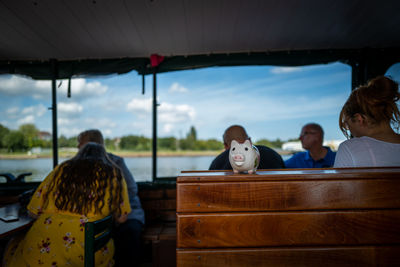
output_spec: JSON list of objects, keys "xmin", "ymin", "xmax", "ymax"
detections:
[
  {"xmin": 3, "ymin": 142, "xmax": 131, "ymax": 267},
  {"xmin": 334, "ymin": 76, "xmax": 400, "ymax": 167}
]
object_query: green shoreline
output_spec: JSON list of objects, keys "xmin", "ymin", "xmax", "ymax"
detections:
[
  {"xmin": 0, "ymin": 149, "xmax": 293, "ymax": 159},
  {"xmin": 0, "ymin": 150, "xmax": 222, "ymax": 159}
]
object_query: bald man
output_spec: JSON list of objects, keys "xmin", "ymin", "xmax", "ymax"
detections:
[
  {"xmin": 209, "ymin": 125, "xmax": 285, "ymax": 170},
  {"xmin": 285, "ymin": 123, "xmax": 336, "ymax": 168}
]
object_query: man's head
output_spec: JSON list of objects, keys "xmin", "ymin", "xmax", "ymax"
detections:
[
  {"xmin": 299, "ymin": 123, "xmax": 324, "ymax": 151},
  {"xmin": 77, "ymin": 129, "xmax": 104, "ymax": 149},
  {"xmin": 223, "ymin": 125, "xmax": 250, "ymax": 150}
]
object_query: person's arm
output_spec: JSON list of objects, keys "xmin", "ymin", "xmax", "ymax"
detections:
[
  {"xmin": 113, "ymin": 174, "xmax": 132, "ymax": 223},
  {"xmin": 114, "ymin": 213, "xmax": 128, "ymax": 224},
  {"xmin": 112, "ymin": 155, "xmax": 139, "ymax": 209}
]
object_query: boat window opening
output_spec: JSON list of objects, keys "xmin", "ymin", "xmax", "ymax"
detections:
[
  {"xmin": 154, "ymin": 62, "xmax": 352, "ymax": 179},
  {"xmin": 0, "ymin": 72, "xmax": 153, "ymax": 183},
  {"xmin": 2, "ymin": 60, "xmax": 400, "ymax": 183}
]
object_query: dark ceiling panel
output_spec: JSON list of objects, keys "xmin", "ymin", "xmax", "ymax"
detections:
[{"xmin": 0, "ymin": 0, "xmax": 399, "ymax": 71}]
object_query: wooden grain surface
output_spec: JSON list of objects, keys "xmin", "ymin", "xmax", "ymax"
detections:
[
  {"xmin": 177, "ymin": 179, "xmax": 400, "ymax": 212},
  {"xmin": 176, "ymin": 246, "xmax": 400, "ymax": 267},
  {"xmin": 177, "ymin": 210, "xmax": 400, "ymax": 248},
  {"xmin": 177, "ymin": 167, "xmax": 400, "ymax": 182}
]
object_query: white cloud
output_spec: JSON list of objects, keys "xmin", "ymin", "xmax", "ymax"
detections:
[
  {"xmin": 158, "ymin": 103, "xmax": 195, "ymax": 124},
  {"xmin": 270, "ymin": 67, "xmax": 302, "ymax": 74},
  {"xmin": 58, "ymin": 79, "xmax": 108, "ymax": 99},
  {"xmin": 83, "ymin": 118, "xmax": 117, "ymax": 129},
  {"xmin": 126, "ymin": 97, "xmax": 195, "ymax": 135},
  {"xmin": 58, "ymin": 102, "xmax": 83, "ymax": 116},
  {"xmin": 58, "ymin": 118, "xmax": 73, "ymax": 126},
  {"xmin": 103, "ymin": 129, "xmax": 112, "ymax": 136},
  {"xmin": 163, "ymin": 124, "xmax": 173, "ymax": 133},
  {"xmin": 21, "ymin": 104, "xmax": 47, "ymax": 117},
  {"xmin": 59, "ymin": 127, "xmax": 82, "ymax": 137},
  {"xmin": 0, "ymin": 76, "xmax": 107, "ymax": 100},
  {"xmin": 126, "ymin": 98, "xmax": 152, "ymax": 113},
  {"xmin": 169, "ymin": 82, "xmax": 188, "ymax": 93},
  {"xmin": 3, "ymin": 104, "xmax": 48, "ymax": 127},
  {"xmin": 6, "ymin": 107, "xmax": 19, "ymax": 115},
  {"xmin": 17, "ymin": 115, "xmax": 35, "ymax": 124},
  {"xmin": 0, "ymin": 75, "xmax": 50, "ymax": 96}
]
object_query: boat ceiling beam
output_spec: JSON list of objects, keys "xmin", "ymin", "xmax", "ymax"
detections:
[{"xmin": 1, "ymin": 48, "xmax": 399, "ymax": 81}]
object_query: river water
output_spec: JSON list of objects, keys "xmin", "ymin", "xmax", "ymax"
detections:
[{"xmin": 0, "ymin": 155, "xmax": 290, "ymax": 183}]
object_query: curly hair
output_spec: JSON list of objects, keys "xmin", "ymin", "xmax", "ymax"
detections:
[
  {"xmin": 43, "ymin": 143, "xmax": 124, "ymax": 215},
  {"xmin": 339, "ymin": 76, "xmax": 400, "ymax": 138}
]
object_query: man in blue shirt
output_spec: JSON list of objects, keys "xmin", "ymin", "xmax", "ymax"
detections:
[{"xmin": 285, "ymin": 123, "xmax": 336, "ymax": 168}]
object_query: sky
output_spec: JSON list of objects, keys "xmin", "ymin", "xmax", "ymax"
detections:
[{"xmin": 1, "ymin": 62, "xmax": 399, "ymax": 143}]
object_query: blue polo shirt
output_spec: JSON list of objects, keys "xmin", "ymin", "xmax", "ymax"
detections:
[{"xmin": 285, "ymin": 147, "xmax": 336, "ymax": 168}]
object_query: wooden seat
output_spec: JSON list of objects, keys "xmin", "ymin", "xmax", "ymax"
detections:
[
  {"xmin": 139, "ymin": 186, "xmax": 177, "ymax": 267},
  {"xmin": 84, "ymin": 215, "xmax": 113, "ymax": 267},
  {"xmin": 176, "ymin": 167, "xmax": 400, "ymax": 266}
]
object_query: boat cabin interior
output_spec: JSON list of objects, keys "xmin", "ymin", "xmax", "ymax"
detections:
[{"xmin": 1, "ymin": 0, "xmax": 400, "ymax": 266}]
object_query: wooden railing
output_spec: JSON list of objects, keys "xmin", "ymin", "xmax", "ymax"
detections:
[{"xmin": 176, "ymin": 168, "xmax": 400, "ymax": 266}]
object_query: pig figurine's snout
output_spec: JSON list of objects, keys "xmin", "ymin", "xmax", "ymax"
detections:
[{"xmin": 233, "ymin": 154, "xmax": 245, "ymax": 162}]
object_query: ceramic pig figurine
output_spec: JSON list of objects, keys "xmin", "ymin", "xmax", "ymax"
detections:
[{"xmin": 229, "ymin": 140, "xmax": 260, "ymax": 174}]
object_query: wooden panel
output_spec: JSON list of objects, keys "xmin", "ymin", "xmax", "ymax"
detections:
[
  {"xmin": 177, "ymin": 246, "xmax": 400, "ymax": 267},
  {"xmin": 177, "ymin": 179, "xmax": 400, "ymax": 212},
  {"xmin": 153, "ymin": 240, "xmax": 176, "ymax": 267},
  {"xmin": 139, "ymin": 189, "xmax": 164, "ymax": 200},
  {"xmin": 141, "ymin": 199, "xmax": 176, "ymax": 210},
  {"xmin": 145, "ymin": 210, "xmax": 176, "ymax": 225},
  {"xmin": 142, "ymin": 223, "xmax": 164, "ymax": 241},
  {"xmin": 177, "ymin": 210, "xmax": 400, "ymax": 248},
  {"xmin": 139, "ymin": 188, "xmax": 176, "ymax": 200},
  {"xmin": 177, "ymin": 167, "xmax": 400, "ymax": 183},
  {"xmin": 159, "ymin": 223, "xmax": 177, "ymax": 241},
  {"xmin": 165, "ymin": 188, "xmax": 176, "ymax": 199}
]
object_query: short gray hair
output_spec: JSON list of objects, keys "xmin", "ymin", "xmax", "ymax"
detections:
[{"xmin": 77, "ymin": 129, "xmax": 104, "ymax": 146}]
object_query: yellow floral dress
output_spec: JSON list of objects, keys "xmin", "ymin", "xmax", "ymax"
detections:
[{"xmin": 3, "ymin": 165, "xmax": 131, "ymax": 267}]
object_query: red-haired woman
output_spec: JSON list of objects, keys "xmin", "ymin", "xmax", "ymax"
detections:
[
  {"xmin": 3, "ymin": 142, "xmax": 131, "ymax": 266},
  {"xmin": 334, "ymin": 76, "xmax": 400, "ymax": 167}
]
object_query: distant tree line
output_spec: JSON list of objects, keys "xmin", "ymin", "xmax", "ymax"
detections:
[
  {"xmin": 109, "ymin": 126, "xmax": 224, "ymax": 151},
  {"xmin": 0, "ymin": 123, "xmax": 52, "ymax": 152},
  {"xmin": 0, "ymin": 124, "xmax": 285, "ymax": 153}
]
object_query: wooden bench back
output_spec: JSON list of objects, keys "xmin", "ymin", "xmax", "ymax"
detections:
[
  {"xmin": 138, "ymin": 184, "xmax": 177, "ymax": 267},
  {"xmin": 138, "ymin": 185, "xmax": 176, "ymax": 225},
  {"xmin": 176, "ymin": 168, "xmax": 400, "ymax": 266}
]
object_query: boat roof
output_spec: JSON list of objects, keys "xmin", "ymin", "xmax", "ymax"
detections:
[{"xmin": 1, "ymin": 0, "xmax": 400, "ymax": 79}]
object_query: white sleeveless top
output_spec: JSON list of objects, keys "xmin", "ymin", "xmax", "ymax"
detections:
[{"xmin": 334, "ymin": 136, "xmax": 400, "ymax": 167}]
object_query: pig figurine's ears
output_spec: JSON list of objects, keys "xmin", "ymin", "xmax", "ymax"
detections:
[
  {"xmin": 244, "ymin": 139, "xmax": 251, "ymax": 146},
  {"xmin": 231, "ymin": 140, "xmax": 239, "ymax": 147}
]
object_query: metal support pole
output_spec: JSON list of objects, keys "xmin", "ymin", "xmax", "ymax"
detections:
[
  {"xmin": 142, "ymin": 74, "xmax": 145, "ymax": 95},
  {"xmin": 351, "ymin": 60, "xmax": 367, "ymax": 91},
  {"xmin": 152, "ymin": 70, "xmax": 157, "ymax": 180},
  {"xmin": 51, "ymin": 59, "xmax": 58, "ymax": 167}
]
